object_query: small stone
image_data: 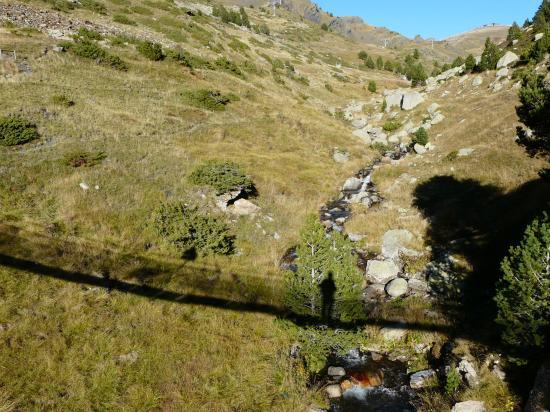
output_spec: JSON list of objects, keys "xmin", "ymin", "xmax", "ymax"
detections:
[
  {"xmin": 327, "ymin": 366, "xmax": 346, "ymax": 378},
  {"xmin": 230, "ymin": 199, "xmax": 261, "ymax": 216},
  {"xmin": 343, "ymin": 177, "xmax": 362, "ymax": 191},
  {"xmin": 451, "ymin": 401, "xmax": 486, "ymax": 412},
  {"xmin": 79, "ymin": 182, "xmax": 90, "ymax": 191},
  {"xmin": 414, "ymin": 144, "xmax": 427, "ymax": 154},
  {"xmin": 325, "ymin": 384, "xmax": 342, "ymax": 399},
  {"xmin": 366, "ymin": 260, "xmax": 400, "ymax": 284},
  {"xmin": 52, "ymin": 45, "xmax": 64, "ymax": 52},
  {"xmin": 348, "ymin": 233, "xmax": 364, "ymax": 242},
  {"xmin": 458, "ymin": 148, "xmax": 474, "ymax": 157},
  {"xmin": 385, "ymin": 278, "xmax": 408, "ymax": 297},
  {"xmin": 410, "ymin": 369, "xmax": 436, "ymax": 388},
  {"xmin": 333, "ymin": 149, "xmax": 350, "ymax": 163},
  {"xmin": 117, "ymin": 351, "xmax": 139, "ymax": 364},
  {"xmin": 472, "ymin": 76, "xmax": 483, "ymax": 87}
]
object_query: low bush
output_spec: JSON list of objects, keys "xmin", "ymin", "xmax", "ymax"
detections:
[
  {"xmin": 445, "ymin": 150, "xmax": 458, "ymax": 161},
  {"xmin": 62, "ymin": 40, "xmax": 128, "ymax": 70},
  {"xmin": 63, "ymin": 151, "xmax": 106, "ymax": 167},
  {"xmin": 113, "ymin": 14, "xmax": 136, "ymax": 25},
  {"xmin": 228, "ymin": 38, "xmax": 250, "ymax": 53},
  {"xmin": 74, "ymin": 27, "xmax": 103, "ymax": 41},
  {"xmin": 412, "ymin": 127, "xmax": 429, "ymax": 146},
  {"xmin": 324, "ymin": 83, "xmax": 333, "ymax": 92},
  {"xmin": 80, "ymin": 0, "xmax": 106, "ymax": 14},
  {"xmin": 153, "ymin": 202, "xmax": 234, "ymax": 257},
  {"xmin": 372, "ymin": 142, "xmax": 393, "ymax": 155},
  {"xmin": 0, "ymin": 116, "xmax": 39, "ymax": 146},
  {"xmin": 182, "ymin": 89, "xmax": 236, "ymax": 111},
  {"xmin": 165, "ymin": 49, "xmax": 210, "ymax": 69},
  {"xmin": 382, "ymin": 120, "xmax": 402, "ymax": 132},
  {"xmin": 51, "ymin": 94, "xmax": 75, "ymax": 107},
  {"xmin": 213, "ymin": 57, "xmax": 243, "ymax": 77},
  {"xmin": 137, "ymin": 41, "xmax": 164, "ymax": 61},
  {"xmin": 367, "ymin": 80, "xmax": 377, "ymax": 93},
  {"xmin": 188, "ymin": 160, "xmax": 254, "ymax": 195}
]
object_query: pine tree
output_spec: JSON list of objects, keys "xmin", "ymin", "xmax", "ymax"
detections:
[
  {"xmin": 452, "ymin": 56, "xmax": 464, "ymax": 68},
  {"xmin": 464, "ymin": 54, "xmax": 476, "ymax": 72},
  {"xmin": 284, "ymin": 216, "xmax": 364, "ymax": 322},
  {"xmin": 413, "ymin": 48, "xmax": 420, "ymax": 59},
  {"xmin": 534, "ymin": 0, "xmax": 550, "ymax": 32},
  {"xmin": 479, "ymin": 38, "xmax": 503, "ymax": 71},
  {"xmin": 384, "ymin": 60, "xmax": 394, "ymax": 71},
  {"xmin": 239, "ymin": 7, "xmax": 250, "ymax": 28},
  {"xmin": 507, "ymin": 22, "xmax": 522, "ymax": 42},
  {"xmin": 495, "ymin": 213, "xmax": 550, "ymax": 358},
  {"xmin": 376, "ymin": 56, "xmax": 384, "ymax": 70},
  {"xmin": 358, "ymin": 50, "xmax": 368, "ymax": 61}
]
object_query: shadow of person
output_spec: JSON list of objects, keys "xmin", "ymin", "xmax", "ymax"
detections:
[{"xmin": 320, "ymin": 272, "xmax": 336, "ymax": 323}]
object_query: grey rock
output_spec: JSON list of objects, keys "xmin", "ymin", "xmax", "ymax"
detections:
[
  {"xmin": 408, "ymin": 278, "xmax": 428, "ymax": 293},
  {"xmin": 366, "ymin": 260, "xmax": 399, "ymax": 284},
  {"xmin": 381, "ymin": 229, "xmax": 415, "ymax": 260},
  {"xmin": 364, "ymin": 283, "xmax": 386, "ymax": 301},
  {"xmin": 117, "ymin": 351, "xmax": 139, "ymax": 364},
  {"xmin": 402, "ymin": 91, "xmax": 425, "ymax": 110},
  {"xmin": 380, "ymin": 321, "xmax": 408, "ymax": 341},
  {"xmin": 458, "ymin": 358, "xmax": 479, "ymax": 388},
  {"xmin": 534, "ymin": 32, "xmax": 544, "ymax": 42},
  {"xmin": 385, "ymin": 278, "xmax": 408, "ymax": 297},
  {"xmin": 430, "ymin": 112, "xmax": 445, "ymax": 125},
  {"xmin": 325, "ymin": 384, "xmax": 342, "ymax": 399},
  {"xmin": 384, "ymin": 89, "xmax": 404, "ymax": 111},
  {"xmin": 458, "ymin": 148, "xmax": 474, "ymax": 157},
  {"xmin": 348, "ymin": 233, "xmax": 365, "ymax": 242},
  {"xmin": 343, "ymin": 177, "xmax": 362, "ymax": 191},
  {"xmin": 496, "ymin": 67, "xmax": 509, "ymax": 78},
  {"xmin": 414, "ymin": 144, "xmax": 427, "ymax": 154},
  {"xmin": 427, "ymin": 103, "xmax": 441, "ymax": 116},
  {"xmin": 230, "ymin": 199, "xmax": 261, "ymax": 216},
  {"xmin": 327, "ymin": 366, "xmax": 346, "ymax": 378},
  {"xmin": 333, "ymin": 149, "xmax": 350, "ymax": 163},
  {"xmin": 216, "ymin": 189, "xmax": 243, "ymax": 210},
  {"xmin": 351, "ymin": 118, "xmax": 368, "ymax": 129},
  {"xmin": 410, "ymin": 369, "xmax": 436, "ymax": 389},
  {"xmin": 79, "ymin": 182, "xmax": 90, "ymax": 191},
  {"xmin": 352, "ymin": 128, "xmax": 372, "ymax": 144},
  {"xmin": 472, "ymin": 76, "xmax": 483, "ymax": 87},
  {"xmin": 496, "ymin": 51, "xmax": 519, "ymax": 69},
  {"xmin": 451, "ymin": 401, "xmax": 486, "ymax": 412}
]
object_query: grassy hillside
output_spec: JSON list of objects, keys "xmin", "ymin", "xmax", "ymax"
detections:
[{"xmin": 0, "ymin": 0, "xmax": 548, "ymax": 410}]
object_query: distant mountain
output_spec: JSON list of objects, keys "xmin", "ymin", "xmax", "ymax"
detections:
[{"xmin": 218, "ymin": 0, "xmax": 509, "ymax": 60}]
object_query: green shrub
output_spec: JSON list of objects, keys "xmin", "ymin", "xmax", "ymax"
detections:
[
  {"xmin": 182, "ymin": 89, "xmax": 236, "ymax": 111},
  {"xmin": 479, "ymin": 38, "xmax": 503, "ymax": 71},
  {"xmin": 358, "ymin": 50, "xmax": 368, "ymax": 61},
  {"xmin": 165, "ymin": 49, "xmax": 210, "ymax": 69},
  {"xmin": 188, "ymin": 161, "xmax": 254, "ymax": 195},
  {"xmin": 137, "ymin": 41, "xmax": 164, "ymax": 61},
  {"xmin": 445, "ymin": 150, "xmax": 458, "ymax": 161},
  {"xmin": 113, "ymin": 14, "xmax": 136, "ymax": 25},
  {"xmin": 445, "ymin": 366, "xmax": 461, "ymax": 395},
  {"xmin": 382, "ymin": 120, "xmax": 402, "ymax": 132},
  {"xmin": 367, "ymin": 80, "xmax": 377, "ymax": 93},
  {"xmin": 63, "ymin": 151, "xmax": 106, "ymax": 167},
  {"xmin": 80, "ymin": 0, "xmax": 106, "ymax": 14},
  {"xmin": 228, "ymin": 38, "xmax": 249, "ymax": 53},
  {"xmin": 284, "ymin": 215, "xmax": 365, "ymax": 323},
  {"xmin": 0, "ymin": 116, "xmax": 39, "ymax": 146},
  {"xmin": 51, "ymin": 94, "xmax": 75, "ymax": 107},
  {"xmin": 153, "ymin": 202, "xmax": 234, "ymax": 257},
  {"xmin": 64, "ymin": 40, "xmax": 128, "ymax": 70},
  {"xmin": 495, "ymin": 213, "xmax": 550, "ymax": 360},
  {"xmin": 412, "ymin": 127, "xmax": 429, "ymax": 146},
  {"xmin": 74, "ymin": 27, "xmax": 103, "ymax": 41},
  {"xmin": 324, "ymin": 83, "xmax": 333, "ymax": 92},
  {"xmin": 320, "ymin": 23, "xmax": 328, "ymax": 31},
  {"xmin": 464, "ymin": 54, "xmax": 476, "ymax": 72},
  {"xmin": 213, "ymin": 57, "xmax": 243, "ymax": 77},
  {"xmin": 372, "ymin": 142, "xmax": 392, "ymax": 155}
]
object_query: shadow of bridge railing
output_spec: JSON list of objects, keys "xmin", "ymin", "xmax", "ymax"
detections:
[{"xmin": 0, "ymin": 222, "xmax": 455, "ymax": 335}]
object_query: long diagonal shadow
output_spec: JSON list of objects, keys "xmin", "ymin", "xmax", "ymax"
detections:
[{"xmin": 0, "ymin": 252, "xmax": 454, "ymax": 335}]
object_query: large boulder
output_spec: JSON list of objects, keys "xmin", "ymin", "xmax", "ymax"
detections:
[
  {"xmin": 381, "ymin": 229, "xmax": 415, "ymax": 260},
  {"xmin": 496, "ymin": 68, "xmax": 509, "ymax": 78},
  {"xmin": 385, "ymin": 278, "xmax": 408, "ymax": 297},
  {"xmin": 352, "ymin": 128, "xmax": 372, "ymax": 145},
  {"xmin": 458, "ymin": 358, "xmax": 479, "ymax": 388},
  {"xmin": 384, "ymin": 89, "xmax": 404, "ymax": 111},
  {"xmin": 402, "ymin": 91, "xmax": 425, "ymax": 110},
  {"xmin": 496, "ymin": 51, "xmax": 519, "ymax": 69},
  {"xmin": 414, "ymin": 144, "xmax": 427, "ymax": 154},
  {"xmin": 366, "ymin": 260, "xmax": 399, "ymax": 284},
  {"xmin": 451, "ymin": 401, "xmax": 486, "ymax": 412}
]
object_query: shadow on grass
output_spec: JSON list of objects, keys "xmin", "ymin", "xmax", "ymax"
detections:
[
  {"xmin": 0, "ymin": 222, "xmax": 452, "ymax": 335},
  {"xmin": 412, "ymin": 175, "xmax": 550, "ymax": 396}
]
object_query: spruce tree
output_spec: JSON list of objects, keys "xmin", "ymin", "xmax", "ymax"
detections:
[
  {"xmin": 365, "ymin": 56, "xmax": 375, "ymax": 69},
  {"xmin": 376, "ymin": 56, "xmax": 384, "ymax": 70},
  {"xmin": 479, "ymin": 38, "xmax": 503, "ymax": 71},
  {"xmin": 495, "ymin": 213, "xmax": 550, "ymax": 358},
  {"xmin": 284, "ymin": 216, "xmax": 364, "ymax": 322},
  {"xmin": 507, "ymin": 22, "xmax": 522, "ymax": 42},
  {"xmin": 533, "ymin": 0, "xmax": 550, "ymax": 32}
]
